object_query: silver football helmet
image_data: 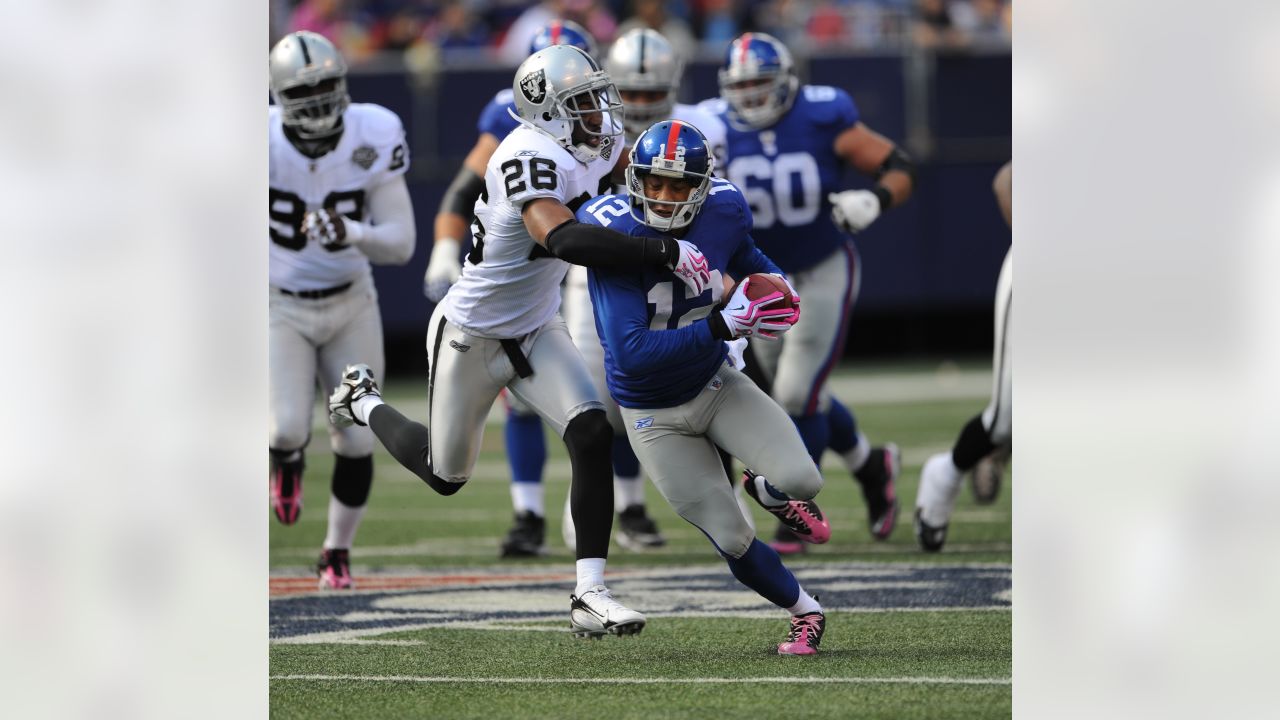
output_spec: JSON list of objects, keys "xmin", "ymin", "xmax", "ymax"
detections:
[
  {"xmin": 511, "ymin": 45, "xmax": 624, "ymax": 164},
  {"xmin": 606, "ymin": 29, "xmax": 683, "ymax": 145},
  {"xmin": 269, "ymin": 31, "xmax": 350, "ymax": 139}
]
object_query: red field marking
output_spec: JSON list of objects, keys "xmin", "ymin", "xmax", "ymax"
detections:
[{"xmin": 270, "ymin": 572, "xmax": 575, "ymax": 597}]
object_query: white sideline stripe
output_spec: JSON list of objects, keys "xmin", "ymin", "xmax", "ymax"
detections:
[{"xmin": 269, "ymin": 674, "xmax": 1011, "ymax": 686}]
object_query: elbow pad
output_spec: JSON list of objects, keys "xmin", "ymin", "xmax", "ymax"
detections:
[
  {"xmin": 441, "ymin": 166, "xmax": 487, "ymax": 219},
  {"xmin": 876, "ymin": 147, "xmax": 916, "ymax": 186}
]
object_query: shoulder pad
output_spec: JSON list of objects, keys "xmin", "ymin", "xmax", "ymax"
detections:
[
  {"xmin": 492, "ymin": 126, "xmax": 573, "ymax": 168},
  {"xmin": 349, "ymin": 103, "xmax": 406, "ymax": 147}
]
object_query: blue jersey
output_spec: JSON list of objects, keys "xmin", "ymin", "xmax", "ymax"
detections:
[
  {"xmin": 476, "ymin": 89, "xmax": 521, "ymax": 139},
  {"xmin": 579, "ymin": 180, "xmax": 782, "ymax": 409},
  {"xmin": 702, "ymin": 85, "xmax": 861, "ymax": 273}
]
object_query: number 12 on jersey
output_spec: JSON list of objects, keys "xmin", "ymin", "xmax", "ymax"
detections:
[{"xmin": 647, "ymin": 270, "xmax": 724, "ymax": 330}]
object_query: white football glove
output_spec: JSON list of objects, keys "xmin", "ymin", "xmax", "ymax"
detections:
[
  {"xmin": 669, "ymin": 239, "xmax": 711, "ymax": 298},
  {"xmin": 302, "ymin": 208, "xmax": 364, "ymax": 249},
  {"xmin": 718, "ymin": 276, "xmax": 797, "ymax": 340},
  {"xmin": 828, "ymin": 190, "xmax": 881, "ymax": 234},
  {"xmin": 424, "ymin": 238, "xmax": 463, "ymax": 302}
]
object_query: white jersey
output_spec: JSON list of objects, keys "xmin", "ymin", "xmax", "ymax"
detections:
[
  {"xmin": 672, "ymin": 102, "xmax": 727, "ymax": 173},
  {"xmin": 269, "ymin": 103, "xmax": 410, "ymax": 291},
  {"xmin": 441, "ymin": 125, "xmax": 617, "ymax": 339}
]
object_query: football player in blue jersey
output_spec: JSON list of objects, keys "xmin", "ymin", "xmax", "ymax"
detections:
[
  {"xmin": 700, "ymin": 32, "xmax": 917, "ymax": 551},
  {"xmin": 580, "ymin": 120, "xmax": 830, "ymax": 655}
]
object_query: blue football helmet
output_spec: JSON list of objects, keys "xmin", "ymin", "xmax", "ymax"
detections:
[
  {"xmin": 717, "ymin": 32, "xmax": 799, "ymax": 130},
  {"xmin": 626, "ymin": 120, "xmax": 715, "ymax": 232},
  {"xmin": 529, "ymin": 19, "xmax": 598, "ymax": 59}
]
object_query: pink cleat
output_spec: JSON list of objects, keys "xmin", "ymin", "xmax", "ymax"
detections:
[
  {"xmin": 316, "ymin": 548, "xmax": 354, "ymax": 590},
  {"xmin": 778, "ymin": 610, "xmax": 826, "ymax": 656},
  {"xmin": 270, "ymin": 454, "xmax": 303, "ymax": 525},
  {"xmin": 742, "ymin": 470, "xmax": 831, "ymax": 545}
]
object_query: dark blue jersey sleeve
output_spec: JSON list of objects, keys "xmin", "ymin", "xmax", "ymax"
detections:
[
  {"xmin": 727, "ymin": 234, "xmax": 783, "ymax": 279},
  {"xmin": 588, "ymin": 268, "xmax": 722, "ymax": 377},
  {"xmin": 476, "ymin": 92, "xmax": 520, "ymax": 138}
]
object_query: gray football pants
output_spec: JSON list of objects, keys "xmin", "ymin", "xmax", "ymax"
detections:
[
  {"xmin": 425, "ymin": 303, "xmax": 604, "ymax": 483},
  {"xmin": 620, "ymin": 365, "xmax": 823, "ymax": 559},
  {"xmin": 750, "ymin": 241, "xmax": 861, "ymax": 416},
  {"xmin": 269, "ymin": 274, "xmax": 383, "ymax": 456},
  {"xmin": 982, "ymin": 249, "xmax": 1012, "ymax": 445}
]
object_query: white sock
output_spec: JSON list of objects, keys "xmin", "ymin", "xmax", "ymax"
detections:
[
  {"xmin": 752, "ymin": 475, "xmax": 788, "ymax": 508},
  {"xmin": 613, "ymin": 474, "xmax": 644, "ymax": 512},
  {"xmin": 323, "ymin": 496, "xmax": 367, "ymax": 550},
  {"xmin": 354, "ymin": 395, "xmax": 384, "ymax": 424},
  {"xmin": 510, "ymin": 482, "xmax": 544, "ymax": 517},
  {"xmin": 787, "ymin": 587, "xmax": 821, "ymax": 616},
  {"xmin": 917, "ymin": 452, "xmax": 964, "ymax": 526},
  {"xmin": 575, "ymin": 558, "xmax": 606, "ymax": 595},
  {"xmin": 842, "ymin": 431, "xmax": 871, "ymax": 473}
]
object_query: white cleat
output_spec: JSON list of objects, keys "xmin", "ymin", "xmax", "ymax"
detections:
[
  {"xmin": 569, "ymin": 585, "xmax": 646, "ymax": 639},
  {"xmin": 329, "ymin": 363, "xmax": 380, "ymax": 427}
]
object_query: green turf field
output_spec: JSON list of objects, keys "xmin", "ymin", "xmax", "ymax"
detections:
[{"xmin": 270, "ymin": 363, "xmax": 1011, "ymax": 719}]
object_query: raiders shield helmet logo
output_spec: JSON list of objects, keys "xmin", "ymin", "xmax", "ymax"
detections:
[
  {"xmin": 352, "ymin": 145, "xmax": 378, "ymax": 170},
  {"xmin": 520, "ymin": 69, "xmax": 547, "ymax": 105}
]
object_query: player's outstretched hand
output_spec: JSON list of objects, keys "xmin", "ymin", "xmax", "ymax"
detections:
[
  {"xmin": 718, "ymin": 276, "xmax": 796, "ymax": 340},
  {"xmin": 302, "ymin": 208, "xmax": 348, "ymax": 249},
  {"xmin": 828, "ymin": 190, "xmax": 881, "ymax": 234},
  {"xmin": 424, "ymin": 238, "xmax": 463, "ymax": 302},
  {"xmin": 669, "ymin": 239, "xmax": 711, "ymax": 297}
]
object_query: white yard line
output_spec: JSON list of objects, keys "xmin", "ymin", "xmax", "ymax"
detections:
[{"xmin": 270, "ymin": 674, "xmax": 1011, "ymax": 686}]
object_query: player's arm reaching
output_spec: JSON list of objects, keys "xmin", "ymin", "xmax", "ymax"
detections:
[
  {"xmin": 993, "ymin": 160, "xmax": 1012, "ymax": 227},
  {"xmin": 827, "ymin": 122, "xmax": 917, "ymax": 235},
  {"xmin": 302, "ymin": 174, "xmax": 416, "ymax": 264},
  {"xmin": 424, "ymin": 133, "xmax": 500, "ymax": 301},
  {"xmin": 523, "ymin": 197, "xmax": 712, "ymax": 296}
]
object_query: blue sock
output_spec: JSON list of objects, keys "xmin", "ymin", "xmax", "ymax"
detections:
[
  {"xmin": 827, "ymin": 397, "xmax": 859, "ymax": 454},
  {"xmin": 725, "ymin": 539, "xmax": 801, "ymax": 609},
  {"xmin": 504, "ymin": 410, "xmax": 546, "ymax": 486},
  {"xmin": 791, "ymin": 412, "xmax": 830, "ymax": 465},
  {"xmin": 611, "ymin": 435, "xmax": 640, "ymax": 477}
]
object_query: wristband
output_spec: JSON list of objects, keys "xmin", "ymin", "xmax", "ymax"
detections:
[{"xmin": 872, "ymin": 186, "xmax": 893, "ymax": 212}]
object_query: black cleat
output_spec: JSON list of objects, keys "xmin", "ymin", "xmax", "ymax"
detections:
[
  {"xmin": 616, "ymin": 505, "xmax": 666, "ymax": 550},
  {"xmin": 855, "ymin": 443, "xmax": 901, "ymax": 541},
  {"xmin": 969, "ymin": 444, "xmax": 1010, "ymax": 505},
  {"xmin": 914, "ymin": 508, "xmax": 948, "ymax": 553},
  {"xmin": 499, "ymin": 511, "xmax": 546, "ymax": 558}
]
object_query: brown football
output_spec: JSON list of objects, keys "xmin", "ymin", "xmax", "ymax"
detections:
[{"xmin": 738, "ymin": 273, "xmax": 795, "ymax": 309}]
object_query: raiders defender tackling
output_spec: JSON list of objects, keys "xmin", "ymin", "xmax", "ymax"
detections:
[
  {"xmin": 268, "ymin": 32, "xmax": 416, "ymax": 589},
  {"xmin": 328, "ymin": 45, "xmax": 711, "ymax": 636}
]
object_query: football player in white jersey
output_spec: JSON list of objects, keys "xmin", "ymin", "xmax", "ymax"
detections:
[
  {"xmin": 328, "ymin": 45, "xmax": 712, "ymax": 637},
  {"xmin": 915, "ymin": 161, "xmax": 1012, "ymax": 551},
  {"xmin": 268, "ymin": 32, "xmax": 416, "ymax": 589}
]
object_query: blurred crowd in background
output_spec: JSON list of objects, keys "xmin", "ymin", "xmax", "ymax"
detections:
[{"xmin": 269, "ymin": 0, "xmax": 1012, "ymax": 67}]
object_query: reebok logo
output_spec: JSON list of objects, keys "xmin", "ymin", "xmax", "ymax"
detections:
[
  {"xmin": 449, "ymin": 340, "xmax": 471, "ymax": 353},
  {"xmin": 634, "ymin": 416, "xmax": 654, "ymax": 430}
]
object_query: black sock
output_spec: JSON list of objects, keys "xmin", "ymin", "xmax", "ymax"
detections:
[
  {"xmin": 952, "ymin": 415, "xmax": 997, "ymax": 472},
  {"xmin": 564, "ymin": 410, "xmax": 614, "ymax": 560}
]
